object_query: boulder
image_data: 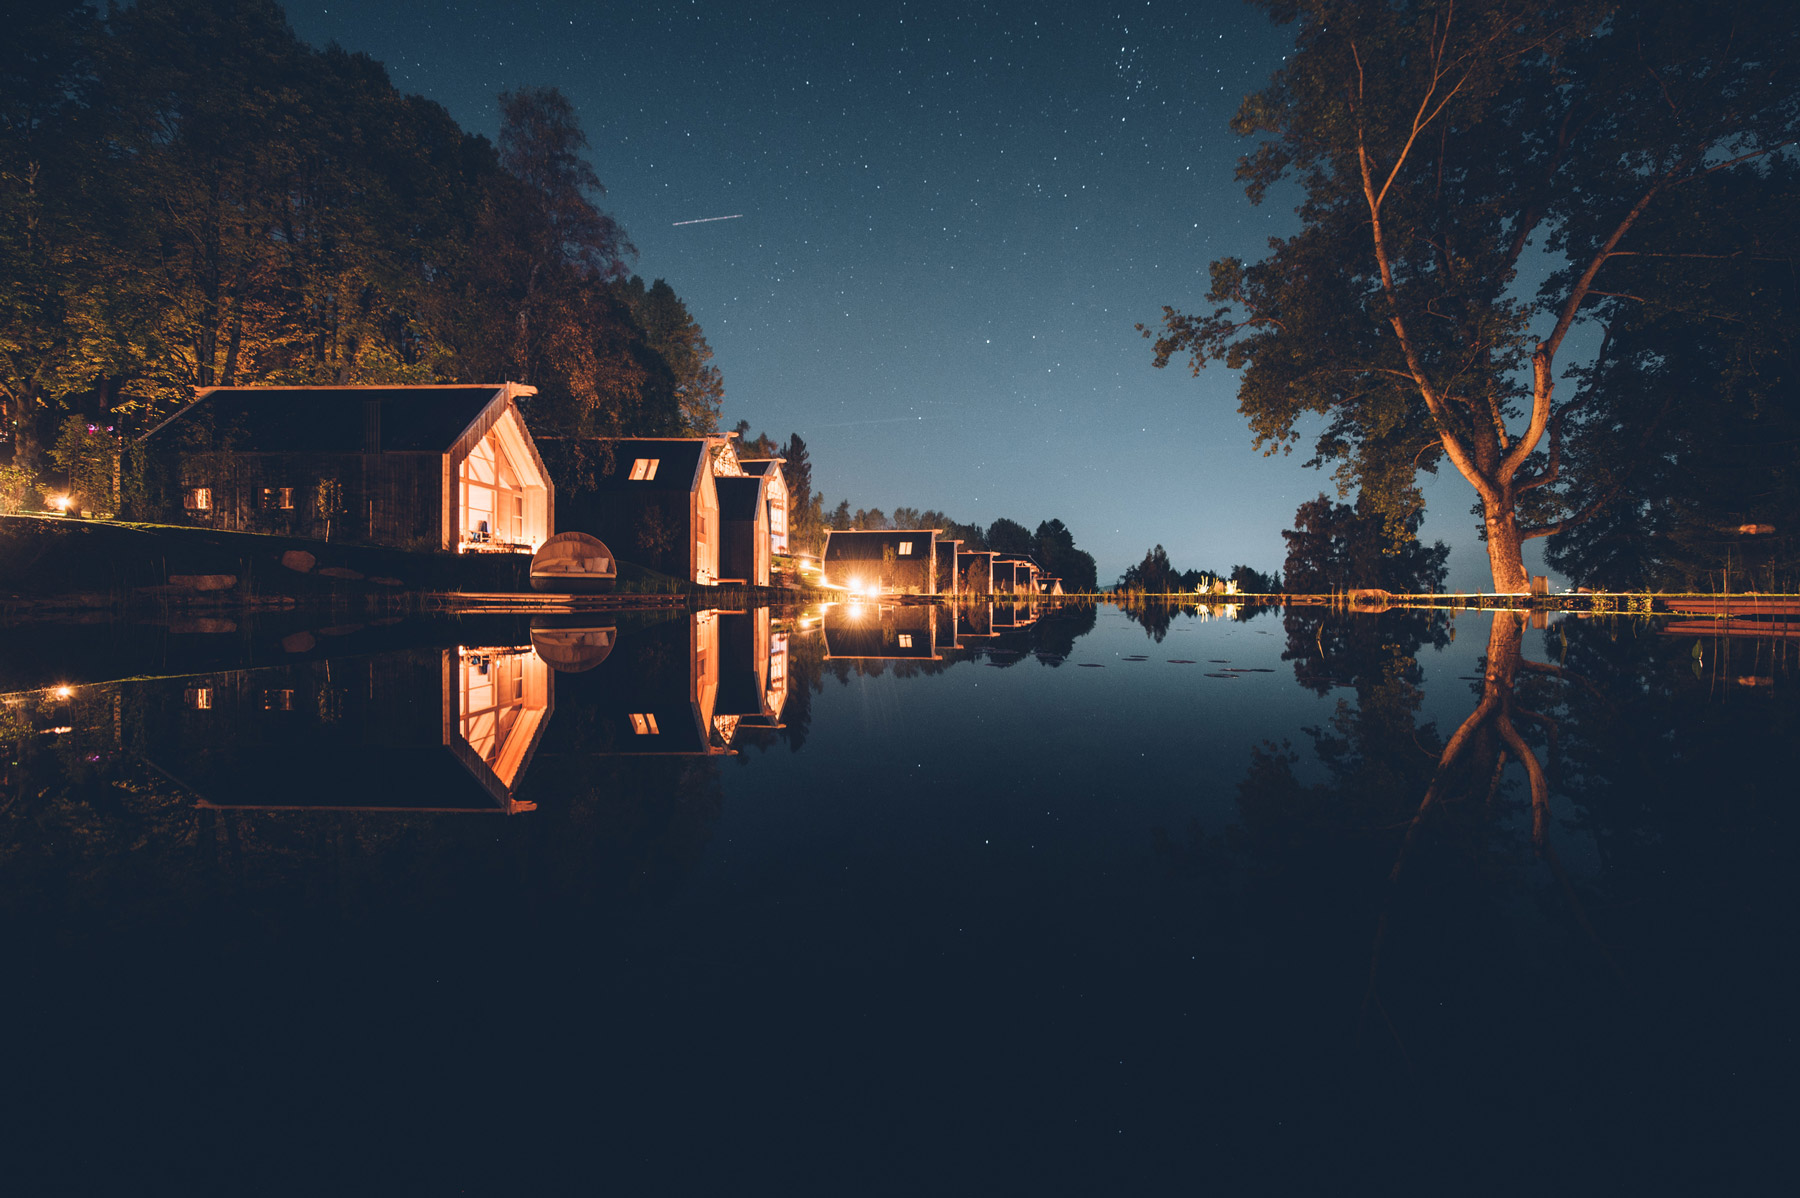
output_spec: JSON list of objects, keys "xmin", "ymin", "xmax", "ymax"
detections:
[{"xmin": 280, "ymin": 549, "xmax": 316, "ymax": 573}]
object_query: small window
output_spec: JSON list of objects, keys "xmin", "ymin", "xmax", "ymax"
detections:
[
  {"xmin": 259, "ymin": 487, "xmax": 294, "ymax": 511},
  {"xmin": 184, "ymin": 687, "xmax": 213, "ymax": 710},
  {"xmin": 897, "ymin": 634, "xmax": 913, "ymax": 648},
  {"xmin": 898, "ymin": 541, "xmax": 913, "ymax": 555},
  {"xmin": 629, "ymin": 458, "xmax": 660, "ymax": 481},
  {"xmin": 262, "ymin": 688, "xmax": 294, "ymax": 711},
  {"xmin": 630, "ymin": 713, "xmax": 660, "ymax": 735},
  {"xmin": 183, "ymin": 486, "xmax": 212, "ymax": 512}
]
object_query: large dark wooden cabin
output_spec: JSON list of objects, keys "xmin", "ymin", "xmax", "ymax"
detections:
[
  {"xmin": 136, "ymin": 384, "xmax": 552, "ymax": 554},
  {"xmin": 540, "ymin": 437, "xmax": 734, "ymax": 584}
]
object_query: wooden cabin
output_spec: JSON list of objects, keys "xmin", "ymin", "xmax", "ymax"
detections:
[
  {"xmin": 737, "ymin": 458, "xmax": 789, "ymax": 553},
  {"xmin": 136, "ymin": 384, "xmax": 552, "ymax": 554},
  {"xmin": 934, "ymin": 538, "xmax": 962, "ymax": 597},
  {"xmin": 540, "ymin": 436, "xmax": 736, "ymax": 584},
  {"xmin": 822, "ymin": 529, "xmax": 941, "ymax": 594},
  {"xmin": 957, "ymin": 549, "xmax": 994, "ymax": 595},
  {"xmin": 717, "ymin": 475, "xmax": 772, "ymax": 586}
]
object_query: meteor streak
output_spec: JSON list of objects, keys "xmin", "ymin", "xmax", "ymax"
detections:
[{"xmin": 671, "ymin": 214, "xmax": 744, "ymax": 226}]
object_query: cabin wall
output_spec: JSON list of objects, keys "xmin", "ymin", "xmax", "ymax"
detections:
[
  {"xmin": 141, "ymin": 449, "xmax": 441, "ymax": 550},
  {"xmin": 823, "ymin": 531, "xmax": 938, "ymax": 594}
]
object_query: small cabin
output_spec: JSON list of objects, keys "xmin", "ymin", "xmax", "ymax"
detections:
[
  {"xmin": 717, "ymin": 475, "xmax": 771, "ymax": 586},
  {"xmin": 540, "ymin": 436, "xmax": 735, "ymax": 584},
  {"xmin": 934, "ymin": 538, "xmax": 962, "ymax": 596},
  {"xmin": 822, "ymin": 529, "xmax": 941, "ymax": 595},
  {"xmin": 136, "ymin": 384, "xmax": 552, "ymax": 553},
  {"xmin": 737, "ymin": 458, "xmax": 789, "ymax": 554},
  {"xmin": 957, "ymin": 549, "xmax": 994, "ymax": 595}
]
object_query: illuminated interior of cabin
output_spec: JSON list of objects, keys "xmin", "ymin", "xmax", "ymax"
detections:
[
  {"xmin": 453, "ymin": 647, "xmax": 550, "ymax": 791},
  {"xmin": 457, "ymin": 409, "xmax": 549, "ymax": 552}
]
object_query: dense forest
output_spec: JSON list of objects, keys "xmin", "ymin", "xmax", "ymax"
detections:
[{"xmin": 1, "ymin": 0, "xmax": 729, "ymax": 511}]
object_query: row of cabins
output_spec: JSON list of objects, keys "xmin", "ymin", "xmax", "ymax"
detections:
[
  {"xmin": 819, "ymin": 528, "xmax": 1065, "ymax": 598},
  {"xmin": 136, "ymin": 383, "xmax": 792, "ymax": 585}
]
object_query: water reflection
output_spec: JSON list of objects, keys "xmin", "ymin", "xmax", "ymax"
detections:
[{"xmin": 3, "ymin": 599, "xmax": 1798, "ymax": 1187}]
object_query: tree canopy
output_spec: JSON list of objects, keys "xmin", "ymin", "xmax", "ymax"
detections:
[
  {"xmin": 1145, "ymin": 0, "xmax": 1800, "ymax": 592},
  {"xmin": 0, "ymin": 0, "xmax": 722, "ymax": 471}
]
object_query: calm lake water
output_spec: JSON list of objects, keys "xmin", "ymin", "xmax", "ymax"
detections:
[{"xmin": 2, "ymin": 600, "xmax": 1795, "ymax": 1192}]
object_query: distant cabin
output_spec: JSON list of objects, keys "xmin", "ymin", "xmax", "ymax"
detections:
[
  {"xmin": 823, "ymin": 529, "xmax": 941, "ymax": 595},
  {"xmin": 540, "ymin": 436, "xmax": 741, "ymax": 585},
  {"xmin": 137, "ymin": 384, "xmax": 552, "ymax": 553},
  {"xmin": 717, "ymin": 475, "xmax": 771, "ymax": 586},
  {"xmin": 934, "ymin": 538, "xmax": 962, "ymax": 596},
  {"xmin": 958, "ymin": 549, "xmax": 995, "ymax": 595},
  {"xmin": 737, "ymin": 458, "xmax": 789, "ymax": 554},
  {"xmin": 993, "ymin": 556, "xmax": 1039, "ymax": 595}
]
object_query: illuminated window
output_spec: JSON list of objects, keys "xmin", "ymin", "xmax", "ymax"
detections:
[
  {"xmin": 898, "ymin": 541, "xmax": 914, "ymax": 555},
  {"xmin": 184, "ymin": 687, "xmax": 212, "ymax": 710},
  {"xmin": 629, "ymin": 458, "xmax": 660, "ymax": 481},
  {"xmin": 183, "ymin": 486, "xmax": 212, "ymax": 511},
  {"xmin": 897, "ymin": 634, "xmax": 913, "ymax": 648},
  {"xmin": 262, "ymin": 688, "xmax": 294, "ymax": 711},
  {"xmin": 260, "ymin": 487, "xmax": 293, "ymax": 510},
  {"xmin": 630, "ymin": 713, "xmax": 660, "ymax": 735}
]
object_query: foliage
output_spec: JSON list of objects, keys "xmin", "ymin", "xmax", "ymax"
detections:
[
  {"xmin": 985, "ymin": 517, "xmax": 1033, "ymax": 556},
  {"xmin": 1283, "ymin": 493, "xmax": 1449, "ymax": 595},
  {"xmin": 1541, "ymin": 162, "xmax": 1800, "ymax": 590},
  {"xmin": 1144, "ymin": 0, "xmax": 1800, "ymax": 591},
  {"xmin": 0, "ymin": 0, "xmax": 719, "ymax": 459},
  {"xmin": 46, "ymin": 415, "xmax": 115, "ymax": 513},
  {"xmin": 1118, "ymin": 544, "xmax": 1178, "ymax": 594},
  {"xmin": 0, "ymin": 461, "xmax": 33, "ymax": 513}
]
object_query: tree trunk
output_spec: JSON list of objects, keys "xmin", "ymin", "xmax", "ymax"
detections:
[{"xmin": 1483, "ymin": 496, "xmax": 1530, "ymax": 593}]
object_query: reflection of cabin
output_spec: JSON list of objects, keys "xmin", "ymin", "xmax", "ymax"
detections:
[
  {"xmin": 533, "ymin": 609, "xmax": 735, "ymax": 754},
  {"xmin": 821, "ymin": 601, "xmax": 940, "ymax": 660},
  {"xmin": 823, "ymin": 529, "xmax": 941, "ymax": 594},
  {"xmin": 143, "ymin": 646, "xmax": 549, "ymax": 813},
  {"xmin": 934, "ymin": 538, "xmax": 962, "ymax": 596},
  {"xmin": 737, "ymin": 458, "xmax": 789, "ymax": 553},
  {"xmin": 955, "ymin": 601, "xmax": 996, "ymax": 644},
  {"xmin": 137, "ymin": 384, "xmax": 552, "ymax": 553},
  {"xmin": 540, "ymin": 436, "xmax": 738, "ymax": 584},
  {"xmin": 716, "ymin": 609, "xmax": 786, "ymax": 729},
  {"xmin": 717, "ymin": 476, "xmax": 771, "ymax": 586},
  {"xmin": 993, "ymin": 600, "xmax": 1040, "ymax": 631},
  {"xmin": 958, "ymin": 549, "xmax": 994, "ymax": 595}
]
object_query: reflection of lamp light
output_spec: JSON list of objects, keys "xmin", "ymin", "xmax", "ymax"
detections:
[{"xmin": 847, "ymin": 601, "xmax": 864, "ymax": 619}]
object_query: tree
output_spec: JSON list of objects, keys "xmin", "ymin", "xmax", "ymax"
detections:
[
  {"xmin": 1542, "ymin": 161, "xmax": 1800, "ymax": 590},
  {"xmin": 1119, "ymin": 544, "xmax": 1178, "ymax": 593},
  {"xmin": 621, "ymin": 277, "xmax": 723, "ymax": 435},
  {"xmin": 1034, "ymin": 518, "xmax": 1099, "ymax": 592},
  {"xmin": 1144, "ymin": 0, "xmax": 1800, "ymax": 592},
  {"xmin": 985, "ymin": 517, "xmax": 1033, "ymax": 556},
  {"xmin": 1283, "ymin": 494, "xmax": 1449, "ymax": 595}
]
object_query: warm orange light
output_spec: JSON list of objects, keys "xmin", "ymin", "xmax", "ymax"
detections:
[
  {"xmin": 52, "ymin": 685, "xmax": 73, "ymax": 699},
  {"xmin": 50, "ymin": 495, "xmax": 71, "ymax": 512}
]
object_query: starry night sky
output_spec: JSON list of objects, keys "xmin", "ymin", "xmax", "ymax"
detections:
[{"xmin": 281, "ymin": 0, "xmax": 1550, "ymax": 588}]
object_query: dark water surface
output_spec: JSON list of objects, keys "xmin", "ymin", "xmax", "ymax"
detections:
[{"xmin": 2, "ymin": 601, "xmax": 1795, "ymax": 1192}]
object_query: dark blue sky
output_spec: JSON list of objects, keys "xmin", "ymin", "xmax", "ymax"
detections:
[{"xmin": 283, "ymin": 0, "xmax": 1549, "ymax": 587}]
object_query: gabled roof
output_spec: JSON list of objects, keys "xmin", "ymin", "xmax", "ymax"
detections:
[
  {"xmin": 716, "ymin": 475, "xmax": 768, "ymax": 521},
  {"xmin": 737, "ymin": 458, "xmax": 786, "ymax": 479},
  {"xmin": 542, "ymin": 437, "xmax": 719, "ymax": 495},
  {"xmin": 140, "ymin": 384, "xmax": 532, "ymax": 453}
]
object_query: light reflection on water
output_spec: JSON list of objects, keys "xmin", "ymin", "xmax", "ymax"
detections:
[{"xmin": 0, "ymin": 601, "xmax": 1795, "ymax": 1189}]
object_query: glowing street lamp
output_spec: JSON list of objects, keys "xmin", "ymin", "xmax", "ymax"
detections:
[{"xmin": 50, "ymin": 495, "xmax": 72, "ymax": 514}]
